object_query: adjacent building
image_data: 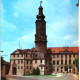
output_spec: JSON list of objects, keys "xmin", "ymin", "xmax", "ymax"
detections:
[{"xmin": 9, "ymin": 3, "xmax": 79, "ymax": 76}]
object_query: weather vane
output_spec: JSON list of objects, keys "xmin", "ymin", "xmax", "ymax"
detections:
[{"xmin": 40, "ymin": 1, "xmax": 42, "ymax": 6}]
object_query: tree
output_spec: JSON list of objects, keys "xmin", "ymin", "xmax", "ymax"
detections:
[
  {"xmin": 74, "ymin": 57, "xmax": 79, "ymax": 71},
  {"xmin": 49, "ymin": 60, "xmax": 52, "ymax": 74},
  {"xmin": 32, "ymin": 67, "xmax": 40, "ymax": 75}
]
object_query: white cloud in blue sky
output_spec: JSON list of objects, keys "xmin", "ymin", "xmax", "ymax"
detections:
[{"xmin": 1, "ymin": 0, "xmax": 79, "ymax": 62}]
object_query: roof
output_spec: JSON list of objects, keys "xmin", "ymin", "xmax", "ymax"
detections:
[
  {"xmin": 11, "ymin": 47, "xmax": 79, "ymax": 55},
  {"xmin": 47, "ymin": 47, "xmax": 79, "ymax": 54},
  {"xmin": 2, "ymin": 59, "xmax": 10, "ymax": 65}
]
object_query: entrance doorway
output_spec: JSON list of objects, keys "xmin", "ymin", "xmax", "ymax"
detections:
[
  {"xmin": 65, "ymin": 67, "xmax": 68, "ymax": 73},
  {"xmin": 13, "ymin": 67, "xmax": 16, "ymax": 75}
]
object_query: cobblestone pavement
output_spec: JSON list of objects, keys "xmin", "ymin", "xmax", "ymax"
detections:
[{"xmin": 6, "ymin": 73, "xmax": 79, "ymax": 80}]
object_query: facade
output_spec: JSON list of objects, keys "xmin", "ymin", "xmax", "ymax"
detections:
[{"xmin": 9, "ymin": 3, "xmax": 79, "ymax": 76}]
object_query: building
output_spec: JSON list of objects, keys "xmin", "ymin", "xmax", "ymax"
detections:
[
  {"xmin": 9, "ymin": 2, "xmax": 79, "ymax": 76},
  {"xmin": 1, "ymin": 58, "xmax": 10, "ymax": 77}
]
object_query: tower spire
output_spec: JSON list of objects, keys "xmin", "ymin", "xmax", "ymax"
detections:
[{"xmin": 40, "ymin": 1, "xmax": 42, "ymax": 6}]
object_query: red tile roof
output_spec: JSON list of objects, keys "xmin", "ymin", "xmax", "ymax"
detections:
[
  {"xmin": 2, "ymin": 59, "xmax": 10, "ymax": 65},
  {"xmin": 47, "ymin": 47, "xmax": 79, "ymax": 54}
]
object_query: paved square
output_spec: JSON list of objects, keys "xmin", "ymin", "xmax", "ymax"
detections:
[{"xmin": 6, "ymin": 73, "xmax": 79, "ymax": 80}]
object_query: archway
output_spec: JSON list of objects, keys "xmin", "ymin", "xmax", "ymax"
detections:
[{"xmin": 13, "ymin": 67, "xmax": 16, "ymax": 75}]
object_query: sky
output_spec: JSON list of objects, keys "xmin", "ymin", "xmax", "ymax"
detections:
[{"xmin": 1, "ymin": 0, "xmax": 79, "ymax": 62}]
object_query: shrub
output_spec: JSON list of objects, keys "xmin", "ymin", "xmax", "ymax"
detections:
[{"xmin": 32, "ymin": 67, "xmax": 40, "ymax": 75}]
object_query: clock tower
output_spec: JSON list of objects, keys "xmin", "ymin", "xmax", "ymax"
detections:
[{"xmin": 35, "ymin": 2, "xmax": 47, "ymax": 53}]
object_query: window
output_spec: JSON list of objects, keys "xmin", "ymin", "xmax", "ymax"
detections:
[
  {"xmin": 65, "ymin": 60, "xmax": 67, "ymax": 65},
  {"xmin": 27, "ymin": 66, "xmax": 28, "ymax": 69},
  {"xmin": 26, "ymin": 54, "xmax": 27, "ymax": 57},
  {"xmin": 53, "ymin": 55, "xmax": 55, "ymax": 58},
  {"xmin": 35, "ymin": 60, "xmax": 37, "ymax": 64},
  {"xmin": 69, "ymin": 67, "xmax": 71, "ymax": 69},
  {"xmin": 27, "ymin": 60, "xmax": 28, "ymax": 64},
  {"xmin": 57, "ymin": 67, "xmax": 59, "ymax": 72},
  {"xmin": 53, "ymin": 61, "xmax": 55, "ymax": 65},
  {"xmin": 73, "ymin": 61, "xmax": 75, "ymax": 65},
  {"xmin": 17, "ymin": 55, "xmax": 19, "ymax": 57},
  {"xmin": 14, "ymin": 60, "xmax": 15, "ymax": 64},
  {"xmin": 18, "ymin": 66, "xmax": 20, "ymax": 69},
  {"xmin": 69, "ymin": 60, "xmax": 71, "ymax": 64},
  {"xmin": 57, "ymin": 55, "xmax": 59, "ymax": 58},
  {"xmin": 69, "ymin": 54, "xmax": 71, "ymax": 58},
  {"xmin": 45, "ymin": 60, "xmax": 47, "ymax": 63},
  {"xmin": 30, "ymin": 61, "xmax": 32, "ymax": 64},
  {"xmin": 14, "ymin": 55, "xmax": 15, "ymax": 57},
  {"xmin": 61, "ymin": 70, "xmax": 63, "ymax": 73},
  {"xmin": 46, "ymin": 67, "xmax": 47, "ymax": 69},
  {"xmin": 61, "ymin": 55, "xmax": 63, "ymax": 58},
  {"xmin": 21, "ymin": 66, "xmax": 23, "ymax": 69},
  {"xmin": 57, "ymin": 61, "xmax": 59, "ymax": 65},
  {"xmin": 61, "ymin": 60, "xmax": 63, "ymax": 65},
  {"xmin": 30, "ymin": 54, "xmax": 32, "ymax": 57},
  {"xmin": 21, "ymin": 54, "xmax": 23, "ymax": 57},
  {"xmin": 30, "ymin": 66, "xmax": 32, "ymax": 69},
  {"xmin": 65, "ymin": 55, "xmax": 67, "ymax": 58},
  {"xmin": 18, "ymin": 60, "xmax": 20, "ymax": 63},
  {"xmin": 61, "ymin": 67, "xmax": 63, "ymax": 69},
  {"xmin": 41, "ymin": 60, "xmax": 42, "ymax": 63},
  {"xmin": 41, "ymin": 67, "xmax": 43, "ymax": 69},
  {"xmin": 73, "ymin": 54, "xmax": 75, "ymax": 58},
  {"xmin": 69, "ymin": 70, "xmax": 71, "ymax": 72},
  {"xmin": 21, "ymin": 60, "xmax": 23, "ymax": 63}
]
